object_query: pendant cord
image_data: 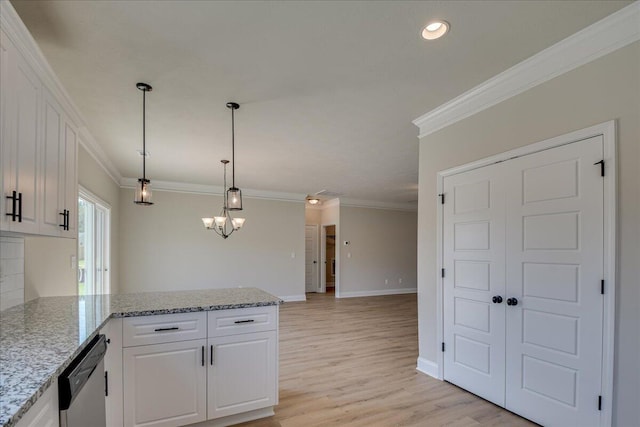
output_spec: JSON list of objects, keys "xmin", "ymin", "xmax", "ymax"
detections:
[
  {"xmin": 142, "ymin": 88, "xmax": 146, "ymax": 182},
  {"xmin": 231, "ymin": 107, "xmax": 235, "ymax": 188}
]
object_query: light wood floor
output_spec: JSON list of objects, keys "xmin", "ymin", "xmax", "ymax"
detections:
[{"xmin": 238, "ymin": 293, "xmax": 536, "ymax": 427}]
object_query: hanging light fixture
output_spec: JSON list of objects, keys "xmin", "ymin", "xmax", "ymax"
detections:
[
  {"xmin": 225, "ymin": 102, "xmax": 242, "ymax": 210},
  {"xmin": 134, "ymin": 82, "xmax": 153, "ymax": 205},
  {"xmin": 201, "ymin": 102, "xmax": 246, "ymax": 239}
]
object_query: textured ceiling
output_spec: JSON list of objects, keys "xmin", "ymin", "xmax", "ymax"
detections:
[{"xmin": 12, "ymin": 0, "xmax": 630, "ymax": 205}]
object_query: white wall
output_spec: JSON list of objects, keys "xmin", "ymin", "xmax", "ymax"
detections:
[
  {"xmin": 417, "ymin": 42, "xmax": 639, "ymax": 426},
  {"xmin": 339, "ymin": 206, "xmax": 417, "ymax": 297},
  {"xmin": 305, "ymin": 206, "xmax": 322, "ymax": 225},
  {"xmin": 0, "ymin": 236, "xmax": 24, "ymax": 310},
  {"xmin": 118, "ymin": 189, "xmax": 306, "ymax": 300},
  {"xmin": 24, "ymin": 236, "xmax": 76, "ymax": 300}
]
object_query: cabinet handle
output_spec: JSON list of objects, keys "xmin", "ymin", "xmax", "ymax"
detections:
[
  {"xmin": 201, "ymin": 346, "xmax": 205, "ymax": 367},
  {"xmin": 153, "ymin": 327, "xmax": 179, "ymax": 332},
  {"xmin": 104, "ymin": 371, "xmax": 109, "ymax": 397},
  {"xmin": 17, "ymin": 192, "xmax": 22, "ymax": 223},
  {"xmin": 59, "ymin": 211, "xmax": 66, "ymax": 228},
  {"xmin": 5, "ymin": 191, "xmax": 17, "ymax": 221},
  {"xmin": 234, "ymin": 319, "xmax": 255, "ymax": 324},
  {"xmin": 210, "ymin": 345, "xmax": 214, "ymax": 366},
  {"xmin": 65, "ymin": 209, "xmax": 69, "ymax": 230}
]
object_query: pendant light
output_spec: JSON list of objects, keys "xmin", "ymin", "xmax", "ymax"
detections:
[
  {"xmin": 226, "ymin": 102, "xmax": 242, "ymax": 210},
  {"xmin": 201, "ymin": 102, "xmax": 246, "ymax": 239},
  {"xmin": 134, "ymin": 82, "xmax": 153, "ymax": 205}
]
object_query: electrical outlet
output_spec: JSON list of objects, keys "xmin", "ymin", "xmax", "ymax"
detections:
[
  {"xmin": 385, "ymin": 279, "xmax": 389, "ymax": 285},
  {"xmin": 398, "ymin": 278, "xmax": 403, "ymax": 284}
]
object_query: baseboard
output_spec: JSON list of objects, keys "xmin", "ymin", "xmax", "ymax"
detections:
[
  {"xmin": 190, "ymin": 407, "xmax": 274, "ymax": 427},
  {"xmin": 279, "ymin": 294, "xmax": 307, "ymax": 302},
  {"xmin": 337, "ymin": 288, "xmax": 417, "ymax": 298},
  {"xmin": 416, "ymin": 357, "xmax": 440, "ymax": 379}
]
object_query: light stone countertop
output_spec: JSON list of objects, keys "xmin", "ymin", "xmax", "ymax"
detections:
[{"xmin": 0, "ymin": 288, "xmax": 282, "ymax": 427}]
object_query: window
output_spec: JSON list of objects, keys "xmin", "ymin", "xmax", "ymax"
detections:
[{"xmin": 78, "ymin": 188, "xmax": 110, "ymax": 295}]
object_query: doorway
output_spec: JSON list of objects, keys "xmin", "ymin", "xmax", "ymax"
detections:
[
  {"xmin": 322, "ymin": 225, "xmax": 336, "ymax": 295},
  {"xmin": 437, "ymin": 123, "xmax": 616, "ymax": 426}
]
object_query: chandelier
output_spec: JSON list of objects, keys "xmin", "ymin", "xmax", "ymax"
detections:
[{"xmin": 202, "ymin": 102, "xmax": 246, "ymax": 239}]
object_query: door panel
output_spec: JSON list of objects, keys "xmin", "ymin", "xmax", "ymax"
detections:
[
  {"xmin": 504, "ymin": 136, "xmax": 603, "ymax": 427},
  {"xmin": 443, "ymin": 136, "xmax": 604, "ymax": 427},
  {"xmin": 443, "ymin": 167, "xmax": 506, "ymax": 407},
  {"xmin": 305, "ymin": 225, "xmax": 319, "ymax": 292}
]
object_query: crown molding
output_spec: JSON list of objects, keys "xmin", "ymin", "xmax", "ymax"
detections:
[
  {"xmin": 413, "ymin": 2, "xmax": 640, "ymax": 138},
  {"xmin": 1, "ymin": 0, "xmax": 124, "ymax": 185}
]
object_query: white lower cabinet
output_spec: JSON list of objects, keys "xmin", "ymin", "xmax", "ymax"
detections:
[
  {"xmin": 207, "ymin": 332, "xmax": 277, "ymax": 419},
  {"xmin": 116, "ymin": 306, "xmax": 278, "ymax": 427},
  {"xmin": 15, "ymin": 378, "xmax": 59, "ymax": 427},
  {"xmin": 123, "ymin": 339, "xmax": 208, "ymax": 427}
]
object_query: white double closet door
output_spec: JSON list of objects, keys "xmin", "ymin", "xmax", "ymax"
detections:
[{"xmin": 443, "ymin": 136, "xmax": 604, "ymax": 427}]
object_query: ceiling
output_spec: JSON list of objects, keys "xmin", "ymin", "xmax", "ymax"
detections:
[{"xmin": 12, "ymin": 0, "xmax": 630, "ymax": 207}]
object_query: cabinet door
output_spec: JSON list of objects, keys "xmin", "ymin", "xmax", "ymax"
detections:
[
  {"xmin": 14, "ymin": 378, "xmax": 59, "ymax": 427},
  {"xmin": 102, "ymin": 318, "xmax": 124, "ymax": 427},
  {"xmin": 123, "ymin": 339, "xmax": 207, "ymax": 427},
  {"xmin": 59, "ymin": 118, "xmax": 77, "ymax": 237},
  {"xmin": 0, "ymin": 29, "xmax": 40, "ymax": 234},
  {"xmin": 40, "ymin": 89, "xmax": 77, "ymax": 238},
  {"xmin": 207, "ymin": 331, "xmax": 277, "ymax": 419},
  {"xmin": 40, "ymin": 90, "xmax": 63, "ymax": 236}
]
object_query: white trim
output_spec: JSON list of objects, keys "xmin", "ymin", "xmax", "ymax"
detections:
[
  {"xmin": 337, "ymin": 288, "xmax": 417, "ymax": 298},
  {"xmin": 278, "ymin": 294, "xmax": 306, "ymax": 302},
  {"xmin": 78, "ymin": 185, "xmax": 111, "ymax": 210},
  {"xmin": 432, "ymin": 121, "xmax": 616, "ymax": 426},
  {"xmin": 416, "ymin": 357, "xmax": 439, "ymax": 379},
  {"xmin": 412, "ymin": 2, "xmax": 640, "ymax": 138}
]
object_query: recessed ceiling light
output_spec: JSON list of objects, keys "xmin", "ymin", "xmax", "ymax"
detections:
[
  {"xmin": 307, "ymin": 198, "xmax": 320, "ymax": 205},
  {"xmin": 422, "ymin": 20, "xmax": 449, "ymax": 40}
]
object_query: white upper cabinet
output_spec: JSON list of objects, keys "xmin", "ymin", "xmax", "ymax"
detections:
[
  {"xmin": 1, "ymin": 28, "xmax": 41, "ymax": 235},
  {"xmin": 0, "ymin": 27, "xmax": 78, "ymax": 238}
]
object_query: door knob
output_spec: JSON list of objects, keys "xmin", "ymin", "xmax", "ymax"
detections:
[
  {"xmin": 506, "ymin": 297, "xmax": 519, "ymax": 306},
  {"xmin": 492, "ymin": 296, "xmax": 503, "ymax": 304}
]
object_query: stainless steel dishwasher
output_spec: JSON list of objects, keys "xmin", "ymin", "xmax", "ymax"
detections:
[{"xmin": 58, "ymin": 334, "xmax": 107, "ymax": 427}]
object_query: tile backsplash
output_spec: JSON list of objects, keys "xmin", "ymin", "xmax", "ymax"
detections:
[{"xmin": 1, "ymin": 236, "xmax": 24, "ymax": 311}]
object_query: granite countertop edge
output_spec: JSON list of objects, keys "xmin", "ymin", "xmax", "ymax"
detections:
[{"xmin": 1, "ymin": 289, "xmax": 282, "ymax": 427}]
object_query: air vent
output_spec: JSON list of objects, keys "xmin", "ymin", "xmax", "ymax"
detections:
[{"xmin": 315, "ymin": 190, "xmax": 343, "ymax": 197}]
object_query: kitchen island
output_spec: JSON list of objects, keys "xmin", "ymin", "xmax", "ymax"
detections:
[{"xmin": 0, "ymin": 288, "xmax": 282, "ymax": 427}]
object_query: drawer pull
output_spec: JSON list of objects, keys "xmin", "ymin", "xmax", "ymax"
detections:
[
  {"xmin": 234, "ymin": 319, "xmax": 255, "ymax": 324},
  {"xmin": 154, "ymin": 327, "xmax": 179, "ymax": 332}
]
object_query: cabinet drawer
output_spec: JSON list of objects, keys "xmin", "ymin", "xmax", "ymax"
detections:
[
  {"xmin": 208, "ymin": 306, "xmax": 277, "ymax": 337},
  {"xmin": 123, "ymin": 312, "xmax": 206, "ymax": 347}
]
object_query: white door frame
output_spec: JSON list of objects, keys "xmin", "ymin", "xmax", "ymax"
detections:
[{"xmin": 434, "ymin": 121, "xmax": 616, "ymax": 426}]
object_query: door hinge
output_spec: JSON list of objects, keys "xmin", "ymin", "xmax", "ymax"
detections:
[
  {"xmin": 594, "ymin": 160, "xmax": 605, "ymax": 177},
  {"xmin": 442, "ymin": 342, "xmax": 445, "ymax": 352},
  {"xmin": 598, "ymin": 395, "xmax": 602, "ymax": 411},
  {"xmin": 441, "ymin": 268, "xmax": 445, "ymax": 278},
  {"xmin": 601, "ymin": 280, "xmax": 605, "ymax": 295},
  {"xmin": 438, "ymin": 193, "xmax": 445, "ymax": 204}
]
